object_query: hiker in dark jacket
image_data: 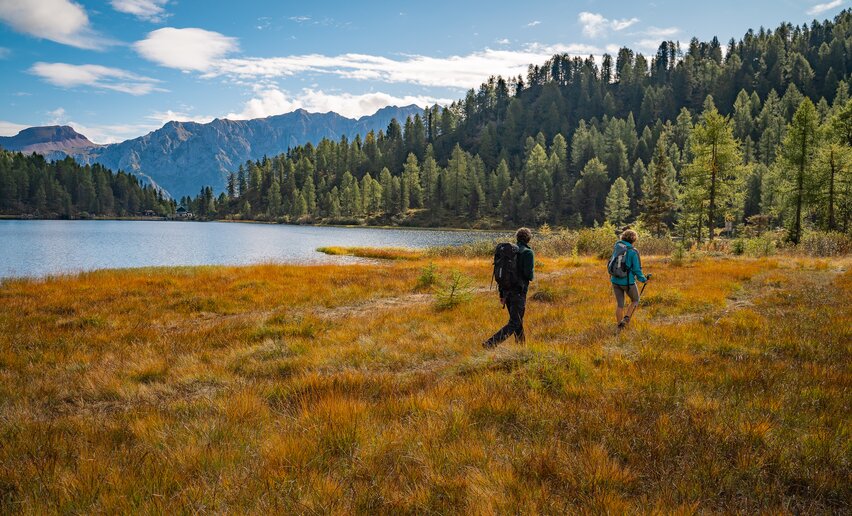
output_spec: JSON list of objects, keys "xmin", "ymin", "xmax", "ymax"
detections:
[
  {"xmin": 483, "ymin": 227, "xmax": 534, "ymax": 348},
  {"xmin": 610, "ymin": 229, "xmax": 651, "ymax": 328}
]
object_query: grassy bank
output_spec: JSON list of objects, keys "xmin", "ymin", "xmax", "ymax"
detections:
[{"xmin": 0, "ymin": 253, "xmax": 849, "ymax": 512}]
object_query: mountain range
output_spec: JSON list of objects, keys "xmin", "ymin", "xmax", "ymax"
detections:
[{"xmin": 0, "ymin": 105, "xmax": 424, "ymax": 198}]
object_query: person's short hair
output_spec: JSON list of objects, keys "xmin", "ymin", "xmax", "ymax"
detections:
[
  {"xmin": 516, "ymin": 227, "xmax": 532, "ymax": 244},
  {"xmin": 620, "ymin": 229, "xmax": 638, "ymax": 243}
]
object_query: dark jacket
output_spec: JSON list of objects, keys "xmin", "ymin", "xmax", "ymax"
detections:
[{"xmin": 517, "ymin": 242, "xmax": 534, "ymax": 292}]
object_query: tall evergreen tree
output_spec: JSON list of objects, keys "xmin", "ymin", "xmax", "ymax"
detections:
[{"xmin": 781, "ymin": 98, "xmax": 820, "ymax": 244}]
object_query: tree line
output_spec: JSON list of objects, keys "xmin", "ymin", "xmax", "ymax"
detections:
[
  {"xmin": 0, "ymin": 152, "xmax": 175, "ymax": 218},
  {"xmin": 183, "ymin": 9, "xmax": 852, "ymax": 241}
]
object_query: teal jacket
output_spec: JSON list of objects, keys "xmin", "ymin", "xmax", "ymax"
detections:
[{"xmin": 609, "ymin": 240, "xmax": 647, "ymax": 286}]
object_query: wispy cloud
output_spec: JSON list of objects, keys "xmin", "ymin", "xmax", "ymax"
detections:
[
  {"xmin": 226, "ymin": 87, "xmax": 449, "ymax": 120},
  {"xmin": 525, "ymin": 20, "xmax": 541, "ymax": 28},
  {"xmin": 496, "ymin": 38, "xmax": 510, "ymax": 45},
  {"xmin": 288, "ymin": 16, "xmax": 311, "ymax": 23},
  {"xmin": 578, "ymin": 12, "xmax": 639, "ymax": 38},
  {"xmin": 30, "ymin": 62, "xmax": 165, "ymax": 95},
  {"xmin": 201, "ymin": 43, "xmax": 601, "ymax": 89},
  {"xmin": 134, "ymin": 27, "xmax": 239, "ymax": 71},
  {"xmin": 110, "ymin": 0, "xmax": 170, "ymax": 22},
  {"xmin": 145, "ymin": 109, "xmax": 215, "ymax": 126},
  {"xmin": 807, "ymin": 0, "xmax": 843, "ymax": 15},
  {"xmin": 0, "ymin": 0, "xmax": 112, "ymax": 49},
  {"xmin": 0, "ymin": 47, "xmax": 9, "ymax": 59},
  {"xmin": 0, "ymin": 120, "xmax": 29, "ymax": 136},
  {"xmin": 631, "ymin": 26, "xmax": 681, "ymax": 53}
]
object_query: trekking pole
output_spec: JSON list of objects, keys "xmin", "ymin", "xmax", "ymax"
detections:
[{"xmin": 626, "ymin": 278, "xmax": 650, "ymax": 320}]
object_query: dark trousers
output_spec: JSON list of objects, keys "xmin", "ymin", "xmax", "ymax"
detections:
[{"xmin": 486, "ymin": 290, "xmax": 526, "ymax": 345}]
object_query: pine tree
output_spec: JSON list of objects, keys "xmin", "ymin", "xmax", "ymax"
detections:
[
  {"xmin": 267, "ymin": 177, "xmax": 282, "ymax": 217},
  {"xmin": 572, "ymin": 158, "xmax": 609, "ymax": 226},
  {"xmin": 605, "ymin": 177, "xmax": 630, "ymax": 227},
  {"xmin": 642, "ymin": 133, "xmax": 677, "ymax": 235},
  {"xmin": 781, "ymin": 98, "xmax": 820, "ymax": 244},
  {"xmin": 682, "ymin": 98, "xmax": 747, "ymax": 240},
  {"xmin": 402, "ymin": 153, "xmax": 423, "ymax": 208}
]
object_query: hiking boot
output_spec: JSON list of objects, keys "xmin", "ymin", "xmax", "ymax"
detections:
[
  {"xmin": 618, "ymin": 316, "xmax": 630, "ymax": 328},
  {"xmin": 482, "ymin": 339, "xmax": 497, "ymax": 349}
]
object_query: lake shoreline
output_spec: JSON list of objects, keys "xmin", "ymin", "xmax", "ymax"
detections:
[{"xmin": 0, "ymin": 214, "xmax": 514, "ymax": 233}]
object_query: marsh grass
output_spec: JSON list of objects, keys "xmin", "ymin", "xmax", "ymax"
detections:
[
  {"xmin": 317, "ymin": 246, "xmax": 423, "ymax": 260},
  {"xmin": 0, "ymin": 253, "xmax": 849, "ymax": 512}
]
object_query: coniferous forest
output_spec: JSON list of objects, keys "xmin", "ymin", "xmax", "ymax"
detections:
[
  {"xmin": 180, "ymin": 10, "xmax": 852, "ymax": 242},
  {"xmin": 0, "ymin": 152, "xmax": 175, "ymax": 218},
  {"xmin": 2, "ymin": 12, "xmax": 851, "ymax": 242}
]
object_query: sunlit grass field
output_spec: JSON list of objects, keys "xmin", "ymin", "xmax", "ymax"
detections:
[{"xmin": 0, "ymin": 250, "xmax": 849, "ymax": 513}]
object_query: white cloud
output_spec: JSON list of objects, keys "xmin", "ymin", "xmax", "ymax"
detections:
[
  {"xmin": 134, "ymin": 27, "xmax": 239, "ymax": 71},
  {"xmin": 639, "ymin": 26, "xmax": 680, "ymax": 38},
  {"xmin": 807, "ymin": 0, "xmax": 843, "ymax": 15},
  {"xmin": 146, "ymin": 109, "xmax": 215, "ymax": 126},
  {"xmin": 0, "ymin": 0, "xmax": 109, "ymax": 49},
  {"xmin": 0, "ymin": 120, "xmax": 29, "ymax": 136},
  {"xmin": 205, "ymin": 43, "xmax": 600, "ymax": 89},
  {"xmin": 46, "ymin": 107, "xmax": 67, "ymax": 124},
  {"xmin": 632, "ymin": 26, "xmax": 681, "ymax": 53},
  {"xmin": 578, "ymin": 11, "xmax": 639, "ymax": 38},
  {"xmin": 30, "ymin": 62, "xmax": 164, "ymax": 95},
  {"xmin": 525, "ymin": 21, "xmax": 541, "ymax": 28},
  {"xmin": 110, "ymin": 0, "xmax": 169, "ymax": 22},
  {"xmin": 226, "ymin": 88, "xmax": 450, "ymax": 120},
  {"xmin": 69, "ymin": 122, "xmax": 160, "ymax": 144},
  {"xmin": 35, "ymin": 107, "xmax": 156, "ymax": 144},
  {"xmin": 496, "ymin": 38, "xmax": 510, "ymax": 45}
]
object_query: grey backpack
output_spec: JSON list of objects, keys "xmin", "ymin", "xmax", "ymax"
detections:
[{"xmin": 607, "ymin": 243, "xmax": 631, "ymax": 278}]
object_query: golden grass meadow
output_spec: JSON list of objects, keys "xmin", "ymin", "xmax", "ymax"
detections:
[{"xmin": 0, "ymin": 248, "xmax": 849, "ymax": 513}]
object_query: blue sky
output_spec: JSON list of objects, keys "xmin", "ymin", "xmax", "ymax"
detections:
[{"xmin": 0, "ymin": 0, "xmax": 847, "ymax": 143}]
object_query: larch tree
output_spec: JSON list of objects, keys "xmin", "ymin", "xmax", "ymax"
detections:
[
  {"xmin": 682, "ymin": 98, "xmax": 746, "ymax": 240},
  {"xmin": 781, "ymin": 98, "xmax": 820, "ymax": 244},
  {"xmin": 605, "ymin": 177, "xmax": 631, "ymax": 227},
  {"xmin": 642, "ymin": 133, "xmax": 677, "ymax": 236}
]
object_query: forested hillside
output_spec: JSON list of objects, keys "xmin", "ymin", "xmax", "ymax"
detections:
[
  {"xmin": 189, "ymin": 10, "xmax": 852, "ymax": 240},
  {"xmin": 0, "ymin": 152, "xmax": 175, "ymax": 218}
]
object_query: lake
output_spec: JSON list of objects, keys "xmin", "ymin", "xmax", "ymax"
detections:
[{"xmin": 0, "ymin": 220, "xmax": 507, "ymax": 278}]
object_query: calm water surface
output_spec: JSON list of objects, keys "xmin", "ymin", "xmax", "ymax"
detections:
[{"xmin": 0, "ymin": 220, "xmax": 506, "ymax": 278}]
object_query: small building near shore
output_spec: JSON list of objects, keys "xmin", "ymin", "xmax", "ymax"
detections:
[{"xmin": 175, "ymin": 206, "xmax": 193, "ymax": 219}]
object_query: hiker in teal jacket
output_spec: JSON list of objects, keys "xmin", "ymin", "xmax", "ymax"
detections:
[{"xmin": 609, "ymin": 229, "xmax": 651, "ymax": 328}]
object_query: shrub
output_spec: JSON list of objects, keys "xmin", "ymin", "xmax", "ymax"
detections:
[
  {"xmin": 745, "ymin": 236, "xmax": 776, "ymax": 257},
  {"xmin": 800, "ymin": 231, "xmax": 852, "ymax": 257},
  {"xmin": 429, "ymin": 238, "xmax": 501, "ymax": 259},
  {"xmin": 639, "ymin": 234, "xmax": 676, "ymax": 255},
  {"xmin": 531, "ymin": 287, "xmax": 555, "ymax": 303},
  {"xmin": 415, "ymin": 262, "xmax": 437, "ymax": 291},
  {"xmin": 576, "ymin": 224, "xmax": 617, "ymax": 258},
  {"xmin": 535, "ymin": 229, "xmax": 577, "ymax": 257},
  {"xmin": 670, "ymin": 244, "xmax": 688, "ymax": 266},
  {"xmin": 731, "ymin": 239, "xmax": 746, "ymax": 256},
  {"xmin": 435, "ymin": 270, "xmax": 474, "ymax": 310}
]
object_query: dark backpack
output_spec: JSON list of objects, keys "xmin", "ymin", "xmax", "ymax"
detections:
[
  {"xmin": 492, "ymin": 243, "xmax": 523, "ymax": 292},
  {"xmin": 607, "ymin": 242, "xmax": 632, "ymax": 278}
]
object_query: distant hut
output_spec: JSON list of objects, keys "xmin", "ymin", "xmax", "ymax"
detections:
[
  {"xmin": 175, "ymin": 206, "xmax": 193, "ymax": 219},
  {"xmin": 142, "ymin": 209, "xmax": 156, "ymax": 217}
]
